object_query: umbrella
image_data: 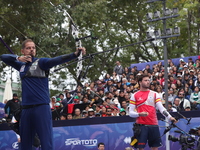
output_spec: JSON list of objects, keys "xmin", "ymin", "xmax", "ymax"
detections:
[{"xmin": 2, "ymin": 78, "xmax": 13, "ymax": 103}]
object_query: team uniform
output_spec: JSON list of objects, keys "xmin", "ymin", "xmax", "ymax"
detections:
[
  {"xmin": 129, "ymin": 90, "xmax": 172, "ymax": 149},
  {"xmin": 0, "ymin": 53, "xmax": 77, "ymax": 150}
]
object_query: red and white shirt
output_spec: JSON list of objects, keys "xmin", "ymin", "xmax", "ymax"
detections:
[{"xmin": 130, "ymin": 90, "xmax": 162, "ymax": 125}]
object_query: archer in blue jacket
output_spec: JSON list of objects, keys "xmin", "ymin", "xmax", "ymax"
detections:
[{"xmin": 0, "ymin": 39, "xmax": 86, "ymax": 150}]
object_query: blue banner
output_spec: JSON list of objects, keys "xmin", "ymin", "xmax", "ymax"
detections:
[{"xmin": 0, "ymin": 117, "xmax": 199, "ymax": 150}]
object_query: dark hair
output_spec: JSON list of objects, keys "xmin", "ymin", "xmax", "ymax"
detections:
[
  {"xmin": 98, "ymin": 142, "xmax": 105, "ymax": 147},
  {"xmin": 137, "ymin": 74, "xmax": 149, "ymax": 83}
]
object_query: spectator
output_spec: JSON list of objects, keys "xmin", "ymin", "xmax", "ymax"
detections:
[
  {"xmin": 168, "ymin": 88, "xmax": 177, "ymax": 103},
  {"xmin": 96, "ymin": 81, "xmax": 105, "ymax": 92},
  {"xmin": 82, "ymin": 97, "xmax": 91, "ymax": 104},
  {"xmin": 67, "ymin": 113, "xmax": 73, "ymax": 120},
  {"xmin": 97, "ymin": 142, "xmax": 105, "ymax": 150},
  {"xmin": 73, "ymin": 96, "xmax": 82, "ymax": 104},
  {"xmin": 118, "ymin": 90, "xmax": 126, "ymax": 107},
  {"xmin": 190, "ymin": 86, "xmax": 200, "ymax": 110},
  {"xmin": 91, "ymin": 95, "xmax": 103, "ymax": 106},
  {"xmin": 82, "ymin": 110, "xmax": 88, "ymax": 118},
  {"xmin": 113, "ymin": 60, "xmax": 124, "ymax": 76},
  {"xmin": 187, "ymin": 79, "xmax": 195, "ymax": 91},
  {"xmin": 104, "ymin": 73, "xmax": 111, "ymax": 82},
  {"xmin": 106, "ymin": 108, "xmax": 113, "ymax": 117},
  {"xmin": 100, "ymin": 106, "xmax": 107, "ymax": 117},
  {"xmin": 142, "ymin": 64, "xmax": 152, "ymax": 74},
  {"xmin": 172, "ymin": 97, "xmax": 181, "ymax": 112},
  {"xmin": 189, "ymin": 69, "xmax": 197, "ymax": 81},
  {"xmin": 87, "ymin": 108, "xmax": 95, "ymax": 118},
  {"xmin": 194, "ymin": 77, "xmax": 200, "ymax": 88},
  {"xmin": 73, "ymin": 108, "xmax": 82, "ymax": 119},
  {"xmin": 4, "ymin": 93, "xmax": 21, "ymax": 120},
  {"xmin": 50, "ymin": 96, "xmax": 56, "ymax": 110},
  {"xmin": 60, "ymin": 114, "xmax": 67, "ymax": 120},
  {"xmin": 119, "ymin": 108, "xmax": 126, "ymax": 116},
  {"xmin": 62, "ymin": 93, "xmax": 73, "ymax": 106},
  {"xmin": 177, "ymin": 92, "xmax": 191, "ymax": 111},
  {"xmin": 111, "ymin": 71, "xmax": 121, "ymax": 82},
  {"xmin": 168, "ymin": 102, "xmax": 177, "ymax": 112},
  {"xmin": 85, "ymin": 87, "xmax": 94, "ymax": 100}
]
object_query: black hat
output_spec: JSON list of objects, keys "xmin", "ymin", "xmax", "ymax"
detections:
[{"xmin": 13, "ymin": 93, "xmax": 18, "ymax": 97}]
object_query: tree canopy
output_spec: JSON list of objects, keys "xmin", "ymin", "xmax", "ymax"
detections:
[{"xmin": 0, "ymin": 0, "xmax": 200, "ymax": 90}]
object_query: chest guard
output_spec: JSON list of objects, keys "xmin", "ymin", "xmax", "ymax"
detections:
[{"xmin": 24, "ymin": 59, "xmax": 49, "ymax": 78}]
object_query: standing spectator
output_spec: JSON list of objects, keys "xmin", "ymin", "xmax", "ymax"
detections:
[
  {"xmin": 4, "ymin": 93, "xmax": 21, "ymax": 120},
  {"xmin": 190, "ymin": 86, "xmax": 200, "ymax": 110},
  {"xmin": 129, "ymin": 74, "xmax": 176, "ymax": 150},
  {"xmin": 0, "ymin": 39, "xmax": 86, "ymax": 150},
  {"xmin": 113, "ymin": 60, "xmax": 124, "ymax": 76}
]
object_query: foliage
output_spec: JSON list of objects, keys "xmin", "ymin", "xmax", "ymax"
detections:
[{"xmin": 0, "ymin": 0, "xmax": 200, "ymax": 90}]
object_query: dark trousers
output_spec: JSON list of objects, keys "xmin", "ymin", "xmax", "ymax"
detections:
[{"xmin": 20, "ymin": 105, "xmax": 53, "ymax": 150}]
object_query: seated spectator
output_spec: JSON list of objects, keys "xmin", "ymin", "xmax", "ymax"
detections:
[
  {"xmin": 87, "ymin": 108, "xmax": 95, "ymax": 118},
  {"xmin": 85, "ymin": 87, "xmax": 94, "ymax": 100},
  {"xmin": 190, "ymin": 86, "xmax": 200, "ymax": 110},
  {"xmin": 67, "ymin": 113, "xmax": 73, "ymax": 120},
  {"xmin": 82, "ymin": 110, "xmax": 88, "ymax": 118},
  {"xmin": 100, "ymin": 106, "xmax": 107, "ymax": 117},
  {"xmin": 172, "ymin": 97, "xmax": 181, "ymax": 112},
  {"xmin": 106, "ymin": 108, "xmax": 113, "ymax": 117},
  {"xmin": 60, "ymin": 114, "xmax": 67, "ymax": 120},
  {"xmin": 90, "ymin": 95, "xmax": 103, "ymax": 106},
  {"xmin": 194, "ymin": 77, "xmax": 200, "ymax": 89},
  {"xmin": 187, "ymin": 79, "xmax": 195, "ymax": 91},
  {"xmin": 177, "ymin": 92, "xmax": 191, "ymax": 111},
  {"xmin": 118, "ymin": 90, "xmax": 126, "ymax": 107},
  {"xmin": 82, "ymin": 97, "xmax": 91, "ymax": 104},
  {"xmin": 73, "ymin": 96, "xmax": 82, "ymax": 104},
  {"xmin": 119, "ymin": 108, "xmax": 126, "ymax": 116},
  {"xmin": 95, "ymin": 113, "xmax": 101, "ymax": 117},
  {"xmin": 168, "ymin": 102, "xmax": 177, "ymax": 112},
  {"xmin": 112, "ymin": 107, "xmax": 120, "ymax": 116},
  {"xmin": 168, "ymin": 88, "xmax": 177, "ymax": 103},
  {"xmin": 95, "ymin": 104, "xmax": 102, "ymax": 114},
  {"xmin": 73, "ymin": 108, "xmax": 82, "ymax": 119}
]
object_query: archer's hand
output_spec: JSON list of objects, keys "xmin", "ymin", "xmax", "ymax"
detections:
[
  {"xmin": 75, "ymin": 47, "xmax": 86, "ymax": 56},
  {"xmin": 170, "ymin": 117, "xmax": 178, "ymax": 123},
  {"xmin": 18, "ymin": 55, "xmax": 32, "ymax": 63},
  {"xmin": 139, "ymin": 112, "xmax": 148, "ymax": 117}
]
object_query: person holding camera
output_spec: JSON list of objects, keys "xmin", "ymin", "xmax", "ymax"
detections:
[{"xmin": 129, "ymin": 74, "xmax": 176, "ymax": 150}]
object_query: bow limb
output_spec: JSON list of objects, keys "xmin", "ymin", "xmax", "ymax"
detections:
[{"xmin": 0, "ymin": 37, "xmax": 15, "ymax": 54}]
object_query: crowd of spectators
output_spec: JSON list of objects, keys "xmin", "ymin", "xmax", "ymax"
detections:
[{"xmin": 50, "ymin": 58, "xmax": 200, "ymax": 120}]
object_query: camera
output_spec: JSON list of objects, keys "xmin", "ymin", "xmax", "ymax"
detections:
[{"xmin": 168, "ymin": 127, "xmax": 200, "ymax": 150}]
